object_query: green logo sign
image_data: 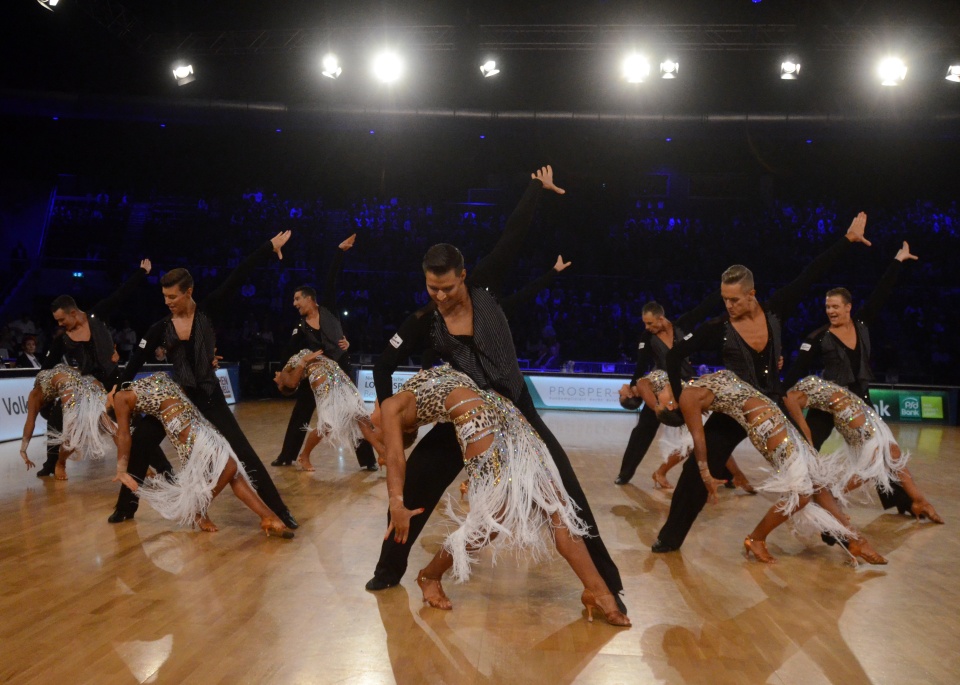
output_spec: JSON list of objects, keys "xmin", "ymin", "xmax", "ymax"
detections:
[
  {"xmin": 921, "ymin": 396, "xmax": 944, "ymax": 420},
  {"xmin": 899, "ymin": 395, "xmax": 921, "ymax": 421}
]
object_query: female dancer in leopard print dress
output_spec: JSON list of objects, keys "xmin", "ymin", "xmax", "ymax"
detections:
[
  {"xmin": 786, "ymin": 376, "xmax": 942, "ymax": 523},
  {"xmin": 653, "ymin": 369, "xmax": 887, "ymax": 565},
  {"xmin": 376, "ymin": 363, "xmax": 629, "ymax": 626},
  {"xmin": 19, "ymin": 364, "xmax": 114, "ymax": 479},
  {"xmin": 109, "ymin": 373, "xmax": 294, "ymax": 538}
]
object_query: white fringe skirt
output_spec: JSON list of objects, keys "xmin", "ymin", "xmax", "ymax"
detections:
[
  {"xmin": 753, "ymin": 423, "xmax": 856, "ymax": 541},
  {"xmin": 823, "ymin": 415, "xmax": 910, "ymax": 506},
  {"xmin": 308, "ymin": 374, "xmax": 367, "ymax": 452},
  {"xmin": 47, "ymin": 381, "xmax": 113, "ymax": 461},
  {"xmin": 135, "ymin": 421, "xmax": 251, "ymax": 528},
  {"xmin": 659, "ymin": 425, "xmax": 694, "ymax": 462},
  {"xmin": 442, "ymin": 416, "xmax": 590, "ymax": 583}
]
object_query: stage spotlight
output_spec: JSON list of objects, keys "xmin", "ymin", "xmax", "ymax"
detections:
[
  {"xmin": 878, "ymin": 57, "xmax": 907, "ymax": 86},
  {"xmin": 480, "ymin": 60, "xmax": 500, "ymax": 78},
  {"xmin": 660, "ymin": 60, "xmax": 679, "ymax": 79},
  {"xmin": 946, "ymin": 65, "xmax": 960, "ymax": 82},
  {"xmin": 321, "ymin": 54, "xmax": 342, "ymax": 79},
  {"xmin": 780, "ymin": 61, "xmax": 800, "ymax": 80},
  {"xmin": 371, "ymin": 50, "xmax": 403, "ymax": 84},
  {"xmin": 172, "ymin": 63, "xmax": 195, "ymax": 86},
  {"xmin": 622, "ymin": 54, "xmax": 650, "ymax": 83},
  {"xmin": 35, "ymin": 0, "xmax": 59, "ymax": 11}
]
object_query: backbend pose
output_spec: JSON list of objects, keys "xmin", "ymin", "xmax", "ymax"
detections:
[
  {"xmin": 653, "ymin": 213, "xmax": 872, "ymax": 553},
  {"xmin": 652, "ymin": 370, "xmax": 887, "ymax": 565},
  {"xmin": 786, "ymin": 375, "xmax": 943, "ymax": 523},
  {"xmin": 39, "ymin": 260, "xmax": 158, "ymax": 477},
  {"xmin": 615, "ymin": 296, "xmax": 756, "ymax": 491},
  {"xmin": 367, "ymin": 166, "xmax": 626, "ymax": 613},
  {"xmin": 111, "ymin": 231, "xmax": 297, "ymax": 529},
  {"xmin": 784, "ymin": 241, "xmax": 926, "ymax": 518},
  {"xmin": 272, "ymin": 233, "xmax": 378, "ymax": 471},
  {"xmin": 273, "ymin": 348, "xmax": 379, "ymax": 471},
  {"xmin": 19, "ymin": 365, "xmax": 115, "ymax": 479},
  {"xmin": 378, "ymin": 364, "xmax": 630, "ymax": 626},
  {"xmin": 109, "ymin": 373, "xmax": 294, "ymax": 538}
]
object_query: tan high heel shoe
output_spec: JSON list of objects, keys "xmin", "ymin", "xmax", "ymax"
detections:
[
  {"xmin": 580, "ymin": 589, "xmax": 631, "ymax": 627},
  {"xmin": 651, "ymin": 471, "xmax": 673, "ymax": 490},
  {"xmin": 732, "ymin": 473, "xmax": 756, "ymax": 494},
  {"xmin": 295, "ymin": 455, "xmax": 315, "ymax": 472},
  {"xmin": 416, "ymin": 570, "xmax": 453, "ymax": 610},
  {"xmin": 743, "ymin": 536, "xmax": 777, "ymax": 564},
  {"xmin": 844, "ymin": 536, "xmax": 887, "ymax": 566}
]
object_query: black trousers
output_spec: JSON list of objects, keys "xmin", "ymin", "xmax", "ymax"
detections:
[
  {"xmin": 616, "ymin": 405, "xmax": 659, "ymax": 482},
  {"xmin": 655, "ymin": 412, "xmax": 747, "ymax": 549},
  {"xmin": 41, "ymin": 403, "xmax": 63, "ymax": 471},
  {"xmin": 275, "ymin": 379, "xmax": 377, "ymax": 468},
  {"xmin": 372, "ymin": 387, "xmax": 625, "ymax": 598},
  {"xmin": 115, "ymin": 393, "xmax": 290, "ymax": 518},
  {"xmin": 806, "ymin": 407, "xmax": 912, "ymax": 511}
]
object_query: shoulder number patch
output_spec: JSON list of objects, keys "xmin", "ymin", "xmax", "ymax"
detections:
[
  {"xmin": 683, "ymin": 333, "xmax": 693, "ymax": 340},
  {"xmin": 800, "ymin": 343, "xmax": 812, "ymax": 351},
  {"xmin": 138, "ymin": 339, "xmax": 147, "ymax": 349},
  {"xmin": 389, "ymin": 333, "xmax": 403, "ymax": 349},
  {"xmin": 638, "ymin": 342, "xmax": 645, "ymax": 349}
]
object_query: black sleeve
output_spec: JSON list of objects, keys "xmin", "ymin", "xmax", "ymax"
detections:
[
  {"xmin": 499, "ymin": 267, "xmax": 557, "ymax": 319},
  {"xmin": 91, "ymin": 268, "xmax": 148, "ymax": 321},
  {"xmin": 321, "ymin": 248, "xmax": 346, "ymax": 312},
  {"xmin": 768, "ymin": 236, "xmax": 853, "ymax": 320},
  {"xmin": 373, "ymin": 309, "xmax": 432, "ymax": 403},
  {"xmin": 120, "ymin": 320, "xmax": 167, "ymax": 384},
  {"xmin": 666, "ymin": 319, "xmax": 725, "ymax": 400},
  {"xmin": 283, "ymin": 324, "xmax": 307, "ymax": 361},
  {"xmin": 783, "ymin": 329, "xmax": 826, "ymax": 389},
  {"xmin": 631, "ymin": 331, "xmax": 655, "ymax": 384},
  {"xmin": 857, "ymin": 259, "xmax": 903, "ymax": 327},
  {"xmin": 674, "ymin": 290, "xmax": 723, "ymax": 332},
  {"xmin": 469, "ymin": 179, "xmax": 544, "ymax": 294},
  {"xmin": 202, "ymin": 241, "xmax": 276, "ymax": 320},
  {"xmin": 40, "ymin": 333, "xmax": 65, "ymax": 370}
]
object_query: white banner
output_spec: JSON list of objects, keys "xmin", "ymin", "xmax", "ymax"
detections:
[
  {"xmin": 525, "ymin": 374, "xmax": 631, "ymax": 412},
  {"xmin": 0, "ymin": 376, "xmax": 47, "ymax": 442},
  {"xmin": 356, "ymin": 369, "xmax": 417, "ymax": 403}
]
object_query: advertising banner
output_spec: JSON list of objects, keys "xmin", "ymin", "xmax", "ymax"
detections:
[
  {"xmin": 356, "ymin": 369, "xmax": 418, "ymax": 403},
  {"xmin": 524, "ymin": 374, "xmax": 633, "ymax": 412},
  {"xmin": 0, "ymin": 376, "xmax": 47, "ymax": 442},
  {"xmin": 869, "ymin": 388, "xmax": 955, "ymax": 425}
]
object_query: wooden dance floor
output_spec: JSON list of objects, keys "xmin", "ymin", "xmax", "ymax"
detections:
[{"xmin": 1, "ymin": 400, "xmax": 957, "ymax": 684}]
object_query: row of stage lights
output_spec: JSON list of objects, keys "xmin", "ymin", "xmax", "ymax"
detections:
[{"xmin": 171, "ymin": 52, "xmax": 960, "ymax": 88}]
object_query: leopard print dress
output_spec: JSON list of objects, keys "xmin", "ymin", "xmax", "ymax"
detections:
[
  {"xmin": 677, "ymin": 371, "xmax": 853, "ymax": 539},
  {"xmin": 790, "ymin": 375, "xmax": 907, "ymax": 503},
  {"xmin": 398, "ymin": 364, "xmax": 590, "ymax": 582},
  {"xmin": 35, "ymin": 364, "xmax": 112, "ymax": 460},
  {"xmin": 125, "ymin": 373, "xmax": 250, "ymax": 527},
  {"xmin": 284, "ymin": 350, "xmax": 366, "ymax": 451}
]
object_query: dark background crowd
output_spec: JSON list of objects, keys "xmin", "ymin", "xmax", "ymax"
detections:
[{"xmin": 3, "ymin": 180, "xmax": 957, "ymax": 396}]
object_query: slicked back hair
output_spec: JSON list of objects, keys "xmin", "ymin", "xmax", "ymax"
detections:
[
  {"xmin": 422, "ymin": 243, "xmax": 465, "ymax": 276},
  {"xmin": 160, "ymin": 268, "xmax": 194, "ymax": 292},
  {"xmin": 642, "ymin": 301, "xmax": 665, "ymax": 318},
  {"xmin": 721, "ymin": 264, "xmax": 755, "ymax": 292},
  {"xmin": 825, "ymin": 287, "xmax": 853, "ymax": 305},
  {"xmin": 295, "ymin": 285, "xmax": 317, "ymax": 302},
  {"xmin": 50, "ymin": 295, "xmax": 78, "ymax": 313}
]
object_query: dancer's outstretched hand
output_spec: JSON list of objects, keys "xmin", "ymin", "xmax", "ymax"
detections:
[
  {"xmin": 385, "ymin": 500, "xmax": 425, "ymax": 544},
  {"xmin": 20, "ymin": 450, "xmax": 35, "ymax": 470},
  {"xmin": 339, "ymin": 233, "xmax": 357, "ymax": 251},
  {"xmin": 532, "ymin": 165, "xmax": 566, "ymax": 195},
  {"xmin": 338, "ymin": 337, "xmax": 350, "ymax": 350},
  {"xmin": 700, "ymin": 468, "xmax": 725, "ymax": 505},
  {"xmin": 895, "ymin": 241, "xmax": 918, "ymax": 262},
  {"xmin": 553, "ymin": 255, "xmax": 572, "ymax": 272},
  {"xmin": 113, "ymin": 471, "xmax": 139, "ymax": 492},
  {"xmin": 844, "ymin": 212, "xmax": 871, "ymax": 246},
  {"xmin": 270, "ymin": 230, "xmax": 293, "ymax": 259},
  {"xmin": 140, "ymin": 259, "xmax": 152, "ymax": 274}
]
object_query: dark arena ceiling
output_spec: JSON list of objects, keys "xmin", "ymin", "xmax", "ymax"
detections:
[{"xmin": 6, "ymin": 0, "xmax": 960, "ymax": 124}]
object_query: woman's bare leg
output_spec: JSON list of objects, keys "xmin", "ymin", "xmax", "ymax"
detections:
[
  {"xmin": 55, "ymin": 448, "xmax": 71, "ymax": 481},
  {"xmin": 653, "ymin": 452, "xmax": 683, "ymax": 489},
  {"xmin": 297, "ymin": 430, "xmax": 321, "ymax": 471}
]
